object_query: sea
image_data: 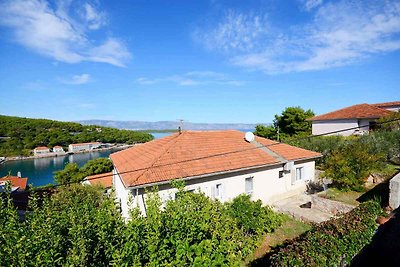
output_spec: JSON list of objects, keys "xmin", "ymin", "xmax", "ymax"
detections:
[{"xmin": 0, "ymin": 129, "xmax": 254, "ymax": 186}]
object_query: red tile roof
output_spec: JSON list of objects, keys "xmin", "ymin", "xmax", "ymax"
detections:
[
  {"xmin": 35, "ymin": 146, "xmax": 49, "ymax": 150},
  {"xmin": 85, "ymin": 172, "xmax": 113, "ymax": 188},
  {"xmin": 309, "ymin": 104, "xmax": 392, "ymax": 121},
  {"xmin": 70, "ymin": 142, "xmax": 101, "ymax": 147},
  {"xmin": 0, "ymin": 176, "xmax": 28, "ymax": 190},
  {"xmin": 53, "ymin": 146, "xmax": 63, "ymax": 148},
  {"xmin": 372, "ymin": 101, "xmax": 400, "ymax": 108},
  {"xmin": 110, "ymin": 130, "xmax": 321, "ymax": 188}
]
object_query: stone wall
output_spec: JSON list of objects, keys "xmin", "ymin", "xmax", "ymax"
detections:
[
  {"xmin": 311, "ymin": 195, "xmax": 354, "ymax": 215},
  {"xmin": 389, "ymin": 172, "xmax": 400, "ymax": 210}
]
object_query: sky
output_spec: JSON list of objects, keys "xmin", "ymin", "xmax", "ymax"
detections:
[{"xmin": 0, "ymin": 0, "xmax": 399, "ymax": 124}]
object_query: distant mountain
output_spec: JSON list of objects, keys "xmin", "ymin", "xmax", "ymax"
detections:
[{"xmin": 78, "ymin": 120, "xmax": 269, "ymax": 131}]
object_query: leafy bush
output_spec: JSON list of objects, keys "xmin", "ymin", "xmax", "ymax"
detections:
[
  {"xmin": 54, "ymin": 157, "xmax": 114, "ymax": 185},
  {"xmin": 269, "ymin": 201, "xmax": 381, "ymax": 266},
  {"xmin": 0, "ymin": 184, "xmax": 283, "ymax": 266},
  {"xmin": 323, "ymin": 142, "xmax": 384, "ymax": 191},
  {"xmin": 0, "ymin": 185, "xmax": 124, "ymax": 266},
  {"xmin": 226, "ymin": 194, "xmax": 282, "ymax": 236}
]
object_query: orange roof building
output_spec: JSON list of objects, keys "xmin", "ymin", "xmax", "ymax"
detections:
[
  {"xmin": 0, "ymin": 176, "xmax": 28, "ymax": 191},
  {"xmin": 309, "ymin": 102, "xmax": 398, "ymax": 136},
  {"xmin": 110, "ymin": 130, "xmax": 321, "ymax": 218},
  {"xmin": 83, "ymin": 172, "xmax": 113, "ymax": 189}
]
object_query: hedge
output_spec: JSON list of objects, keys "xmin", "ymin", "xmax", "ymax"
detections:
[{"xmin": 269, "ymin": 201, "xmax": 381, "ymax": 266}]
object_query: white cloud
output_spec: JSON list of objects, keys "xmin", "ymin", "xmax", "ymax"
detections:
[
  {"xmin": 136, "ymin": 71, "xmax": 245, "ymax": 86},
  {"xmin": 196, "ymin": 1, "xmax": 400, "ymax": 74},
  {"xmin": 61, "ymin": 73, "xmax": 91, "ymax": 85},
  {"xmin": 83, "ymin": 3, "xmax": 106, "ymax": 30},
  {"xmin": 193, "ymin": 10, "xmax": 270, "ymax": 53},
  {"xmin": 0, "ymin": 0, "xmax": 131, "ymax": 67},
  {"xmin": 299, "ymin": 0, "xmax": 323, "ymax": 11}
]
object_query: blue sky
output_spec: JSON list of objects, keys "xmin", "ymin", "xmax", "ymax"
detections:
[{"xmin": 0, "ymin": 0, "xmax": 399, "ymax": 124}]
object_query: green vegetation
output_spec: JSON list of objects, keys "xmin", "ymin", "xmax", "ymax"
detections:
[
  {"xmin": 0, "ymin": 184, "xmax": 283, "ymax": 266},
  {"xmin": 287, "ymin": 127, "xmax": 400, "ymax": 191},
  {"xmin": 254, "ymin": 106, "xmax": 314, "ymax": 140},
  {"xmin": 248, "ymin": 215, "xmax": 311, "ymax": 264},
  {"xmin": 268, "ymin": 201, "xmax": 381, "ymax": 266},
  {"xmin": 54, "ymin": 158, "xmax": 113, "ymax": 185},
  {"xmin": 0, "ymin": 115, "xmax": 153, "ymax": 157}
]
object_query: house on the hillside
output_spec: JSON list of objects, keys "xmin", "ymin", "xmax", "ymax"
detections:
[
  {"xmin": 0, "ymin": 175, "xmax": 28, "ymax": 193},
  {"xmin": 33, "ymin": 146, "xmax": 51, "ymax": 156},
  {"xmin": 68, "ymin": 142, "xmax": 101, "ymax": 153},
  {"xmin": 109, "ymin": 130, "xmax": 321, "ymax": 218},
  {"xmin": 82, "ymin": 172, "xmax": 113, "ymax": 191},
  {"xmin": 309, "ymin": 102, "xmax": 399, "ymax": 136},
  {"xmin": 53, "ymin": 146, "xmax": 65, "ymax": 153}
]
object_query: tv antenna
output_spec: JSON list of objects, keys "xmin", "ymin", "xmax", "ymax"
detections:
[{"xmin": 177, "ymin": 119, "xmax": 184, "ymax": 133}]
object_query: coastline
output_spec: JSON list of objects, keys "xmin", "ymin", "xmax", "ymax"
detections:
[{"xmin": 2, "ymin": 144, "xmax": 133, "ymax": 163}]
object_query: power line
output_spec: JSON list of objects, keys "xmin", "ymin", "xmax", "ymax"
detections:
[{"xmin": 21, "ymin": 117, "xmax": 400, "ymax": 191}]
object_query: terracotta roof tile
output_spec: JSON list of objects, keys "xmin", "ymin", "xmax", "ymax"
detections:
[
  {"xmin": 372, "ymin": 101, "xmax": 400, "ymax": 108},
  {"xmin": 309, "ymin": 104, "xmax": 392, "ymax": 121},
  {"xmin": 85, "ymin": 172, "xmax": 113, "ymax": 188},
  {"xmin": 110, "ymin": 130, "xmax": 321, "ymax": 188},
  {"xmin": 35, "ymin": 146, "xmax": 49, "ymax": 150},
  {"xmin": 0, "ymin": 176, "xmax": 28, "ymax": 190}
]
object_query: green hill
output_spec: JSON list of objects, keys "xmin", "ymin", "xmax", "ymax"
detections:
[{"xmin": 0, "ymin": 115, "xmax": 154, "ymax": 157}]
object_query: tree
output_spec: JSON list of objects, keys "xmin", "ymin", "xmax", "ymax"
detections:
[
  {"xmin": 254, "ymin": 125, "xmax": 277, "ymax": 140},
  {"xmin": 274, "ymin": 106, "xmax": 314, "ymax": 139},
  {"xmin": 54, "ymin": 158, "xmax": 114, "ymax": 185},
  {"xmin": 54, "ymin": 163, "xmax": 82, "ymax": 185},
  {"xmin": 80, "ymin": 158, "xmax": 113, "ymax": 177},
  {"xmin": 323, "ymin": 142, "xmax": 384, "ymax": 191},
  {"xmin": 254, "ymin": 106, "xmax": 314, "ymax": 141}
]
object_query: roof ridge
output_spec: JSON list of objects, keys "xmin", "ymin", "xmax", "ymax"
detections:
[{"xmin": 130, "ymin": 132, "xmax": 186, "ymax": 185}]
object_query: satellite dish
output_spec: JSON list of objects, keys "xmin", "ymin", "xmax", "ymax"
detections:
[{"xmin": 244, "ymin": 132, "xmax": 255, "ymax": 142}]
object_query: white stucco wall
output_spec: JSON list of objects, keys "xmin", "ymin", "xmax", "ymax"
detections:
[
  {"xmin": 312, "ymin": 119, "xmax": 372, "ymax": 136},
  {"xmin": 114, "ymin": 160, "xmax": 316, "ymax": 218}
]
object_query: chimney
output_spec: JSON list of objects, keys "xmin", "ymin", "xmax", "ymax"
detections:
[
  {"xmin": 17, "ymin": 171, "xmax": 21, "ymax": 178},
  {"xmin": 178, "ymin": 126, "xmax": 182, "ymax": 134}
]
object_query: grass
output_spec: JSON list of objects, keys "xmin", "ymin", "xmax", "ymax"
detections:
[
  {"xmin": 244, "ymin": 214, "xmax": 311, "ymax": 266},
  {"xmin": 318, "ymin": 188, "xmax": 362, "ymax": 206}
]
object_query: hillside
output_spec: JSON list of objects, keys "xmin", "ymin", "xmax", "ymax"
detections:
[
  {"xmin": 79, "ymin": 119, "xmax": 266, "ymax": 131},
  {"xmin": 0, "ymin": 115, "xmax": 153, "ymax": 157}
]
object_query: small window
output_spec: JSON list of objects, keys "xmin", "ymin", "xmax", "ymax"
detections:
[
  {"xmin": 296, "ymin": 167, "xmax": 303, "ymax": 181},
  {"xmin": 215, "ymin": 183, "xmax": 222, "ymax": 199},
  {"xmin": 279, "ymin": 171, "xmax": 284, "ymax": 178},
  {"xmin": 245, "ymin": 177, "xmax": 253, "ymax": 195}
]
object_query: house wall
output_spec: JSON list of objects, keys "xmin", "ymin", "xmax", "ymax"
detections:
[
  {"xmin": 312, "ymin": 119, "xmax": 366, "ymax": 136},
  {"xmin": 382, "ymin": 105, "xmax": 400, "ymax": 112},
  {"xmin": 114, "ymin": 160, "xmax": 316, "ymax": 218}
]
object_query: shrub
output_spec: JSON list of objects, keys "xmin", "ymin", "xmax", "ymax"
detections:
[
  {"xmin": 226, "ymin": 194, "xmax": 282, "ymax": 236},
  {"xmin": 269, "ymin": 201, "xmax": 381, "ymax": 266},
  {"xmin": 323, "ymin": 142, "xmax": 384, "ymax": 191}
]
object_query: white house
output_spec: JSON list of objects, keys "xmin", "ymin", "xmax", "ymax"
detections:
[
  {"xmin": 309, "ymin": 102, "xmax": 397, "ymax": 136},
  {"xmin": 33, "ymin": 146, "xmax": 50, "ymax": 156},
  {"xmin": 68, "ymin": 142, "xmax": 101, "ymax": 153},
  {"xmin": 110, "ymin": 130, "xmax": 321, "ymax": 218},
  {"xmin": 52, "ymin": 146, "xmax": 65, "ymax": 153}
]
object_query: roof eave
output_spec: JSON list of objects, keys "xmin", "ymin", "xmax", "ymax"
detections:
[{"xmin": 124, "ymin": 155, "xmax": 321, "ymax": 190}]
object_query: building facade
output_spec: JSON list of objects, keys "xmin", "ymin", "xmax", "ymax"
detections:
[
  {"xmin": 68, "ymin": 142, "xmax": 101, "ymax": 153},
  {"xmin": 33, "ymin": 146, "xmax": 50, "ymax": 156},
  {"xmin": 310, "ymin": 102, "xmax": 397, "ymax": 136},
  {"xmin": 110, "ymin": 130, "xmax": 321, "ymax": 218}
]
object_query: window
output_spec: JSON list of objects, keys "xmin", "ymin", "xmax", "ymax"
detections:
[
  {"xmin": 245, "ymin": 177, "xmax": 253, "ymax": 195},
  {"xmin": 295, "ymin": 167, "xmax": 304, "ymax": 181},
  {"xmin": 279, "ymin": 171, "xmax": 284, "ymax": 178},
  {"xmin": 215, "ymin": 183, "xmax": 222, "ymax": 199}
]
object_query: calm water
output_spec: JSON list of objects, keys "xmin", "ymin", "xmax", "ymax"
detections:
[
  {"xmin": 0, "ymin": 148, "xmax": 122, "ymax": 187},
  {"xmin": 0, "ymin": 129, "xmax": 254, "ymax": 186}
]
